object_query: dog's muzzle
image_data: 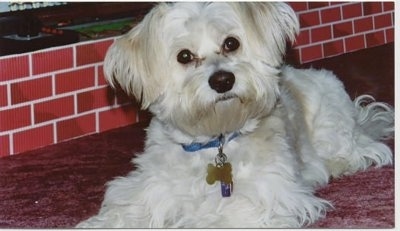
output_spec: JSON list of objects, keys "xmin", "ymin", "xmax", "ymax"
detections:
[{"xmin": 208, "ymin": 71, "xmax": 235, "ymax": 93}]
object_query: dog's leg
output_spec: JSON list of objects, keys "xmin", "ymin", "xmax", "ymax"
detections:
[
  {"xmin": 76, "ymin": 174, "xmax": 152, "ymax": 228},
  {"xmin": 76, "ymin": 204, "xmax": 150, "ymax": 228}
]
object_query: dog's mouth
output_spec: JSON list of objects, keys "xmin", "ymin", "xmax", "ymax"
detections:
[{"xmin": 215, "ymin": 93, "xmax": 241, "ymax": 103}]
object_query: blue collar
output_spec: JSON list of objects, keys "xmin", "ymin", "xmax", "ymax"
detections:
[{"xmin": 181, "ymin": 132, "xmax": 240, "ymax": 152}]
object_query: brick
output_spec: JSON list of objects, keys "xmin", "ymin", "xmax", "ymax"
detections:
[
  {"xmin": 13, "ymin": 124, "xmax": 54, "ymax": 154},
  {"xmin": 383, "ymin": 2, "xmax": 394, "ymax": 11},
  {"xmin": 354, "ymin": 17, "xmax": 374, "ymax": 33},
  {"xmin": 34, "ymin": 96, "xmax": 75, "ymax": 124},
  {"xmin": 374, "ymin": 13, "xmax": 393, "ymax": 29},
  {"xmin": 11, "ymin": 76, "xmax": 52, "ymax": 105},
  {"xmin": 287, "ymin": 2, "xmax": 308, "ymax": 12},
  {"xmin": 32, "ymin": 48, "xmax": 73, "ymax": 75},
  {"xmin": 385, "ymin": 28, "xmax": 394, "ymax": 43},
  {"xmin": 330, "ymin": 2, "xmax": 347, "ymax": 6},
  {"xmin": 323, "ymin": 39, "xmax": 344, "ymax": 57},
  {"xmin": 97, "ymin": 65, "xmax": 108, "ymax": 86},
  {"xmin": 300, "ymin": 44, "xmax": 323, "ymax": 64},
  {"xmin": 0, "ymin": 85, "xmax": 8, "ymax": 107},
  {"xmin": 0, "ymin": 135, "xmax": 10, "ymax": 157},
  {"xmin": 311, "ymin": 25, "xmax": 332, "ymax": 43},
  {"xmin": 333, "ymin": 21, "xmax": 353, "ymax": 38},
  {"xmin": 0, "ymin": 55, "xmax": 30, "ymax": 81},
  {"xmin": 76, "ymin": 39, "xmax": 113, "ymax": 66},
  {"xmin": 366, "ymin": 30, "xmax": 386, "ymax": 48},
  {"xmin": 308, "ymin": 2, "xmax": 329, "ymax": 9},
  {"xmin": 55, "ymin": 67, "xmax": 95, "ymax": 94},
  {"xmin": 321, "ymin": 7, "xmax": 341, "ymax": 24},
  {"xmin": 299, "ymin": 11, "xmax": 320, "ymax": 28},
  {"xmin": 57, "ymin": 113, "xmax": 96, "ymax": 142},
  {"xmin": 0, "ymin": 105, "xmax": 31, "ymax": 132},
  {"xmin": 363, "ymin": 2, "xmax": 382, "ymax": 15},
  {"xmin": 294, "ymin": 29, "xmax": 310, "ymax": 46},
  {"xmin": 77, "ymin": 87, "xmax": 114, "ymax": 113},
  {"xmin": 342, "ymin": 3, "xmax": 362, "ymax": 19},
  {"xmin": 345, "ymin": 35, "xmax": 365, "ymax": 52},
  {"xmin": 99, "ymin": 105, "xmax": 137, "ymax": 132}
]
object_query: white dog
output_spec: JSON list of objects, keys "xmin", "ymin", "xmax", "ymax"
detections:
[{"xmin": 77, "ymin": 2, "xmax": 394, "ymax": 228}]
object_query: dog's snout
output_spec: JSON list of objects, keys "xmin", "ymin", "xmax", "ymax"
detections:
[{"xmin": 208, "ymin": 71, "xmax": 235, "ymax": 93}]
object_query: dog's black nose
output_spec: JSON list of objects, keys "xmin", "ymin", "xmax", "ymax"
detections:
[{"xmin": 208, "ymin": 71, "xmax": 235, "ymax": 93}]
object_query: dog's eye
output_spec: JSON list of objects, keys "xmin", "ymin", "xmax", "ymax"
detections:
[
  {"xmin": 223, "ymin": 37, "xmax": 240, "ymax": 53},
  {"xmin": 177, "ymin": 49, "xmax": 194, "ymax": 64}
]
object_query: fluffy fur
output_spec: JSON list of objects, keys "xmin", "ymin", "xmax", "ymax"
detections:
[{"xmin": 77, "ymin": 2, "xmax": 394, "ymax": 228}]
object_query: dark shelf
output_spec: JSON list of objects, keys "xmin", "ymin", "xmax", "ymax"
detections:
[{"xmin": 0, "ymin": 2, "xmax": 155, "ymax": 56}]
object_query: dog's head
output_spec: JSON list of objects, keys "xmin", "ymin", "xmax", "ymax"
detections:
[{"xmin": 104, "ymin": 2, "xmax": 299, "ymax": 136}]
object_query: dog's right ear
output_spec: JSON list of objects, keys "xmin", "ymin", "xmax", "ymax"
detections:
[
  {"xmin": 103, "ymin": 3, "xmax": 169, "ymax": 109},
  {"xmin": 232, "ymin": 2, "xmax": 299, "ymax": 68}
]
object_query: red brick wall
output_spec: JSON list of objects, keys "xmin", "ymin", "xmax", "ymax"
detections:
[
  {"xmin": 289, "ymin": 1, "xmax": 394, "ymax": 63},
  {"xmin": 0, "ymin": 38, "xmax": 143, "ymax": 156},
  {"xmin": 0, "ymin": 2, "xmax": 395, "ymax": 157}
]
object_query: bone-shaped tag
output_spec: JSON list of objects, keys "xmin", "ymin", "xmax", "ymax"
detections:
[
  {"xmin": 206, "ymin": 162, "xmax": 233, "ymax": 185},
  {"xmin": 206, "ymin": 163, "xmax": 233, "ymax": 197}
]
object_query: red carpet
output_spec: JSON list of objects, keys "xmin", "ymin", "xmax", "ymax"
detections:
[{"xmin": 0, "ymin": 43, "xmax": 394, "ymax": 228}]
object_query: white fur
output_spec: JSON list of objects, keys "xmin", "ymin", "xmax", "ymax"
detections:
[{"xmin": 76, "ymin": 2, "xmax": 394, "ymax": 228}]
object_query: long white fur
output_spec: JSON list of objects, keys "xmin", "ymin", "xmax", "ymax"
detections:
[{"xmin": 77, "ymin": 2, "xmax": 394, "ymax": 228}]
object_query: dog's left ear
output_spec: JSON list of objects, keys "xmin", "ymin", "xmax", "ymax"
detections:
[
  {"xmin": 103, "ymin": 3, "xmax": 170, "ymax": 109},
  {"xmin": 232, "ymin": 2, "xmax": 299, "ymax": 67}
]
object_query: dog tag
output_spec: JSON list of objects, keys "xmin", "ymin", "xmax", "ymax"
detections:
[
  {"xmin": 206, "ymin": 134, "xmax": 233, "ymax": 197},
  {"xmin": 206, "ymin": 162, "xmax": 233, "ymax": 197},
  {"xmin": 206, "ymin": 163, "xmax": 233, "ymax": 185}
]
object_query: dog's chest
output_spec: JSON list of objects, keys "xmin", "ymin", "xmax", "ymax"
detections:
[{"xmin": 169, "ymin": 133, "xmax": 284, "ymax": 196}]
